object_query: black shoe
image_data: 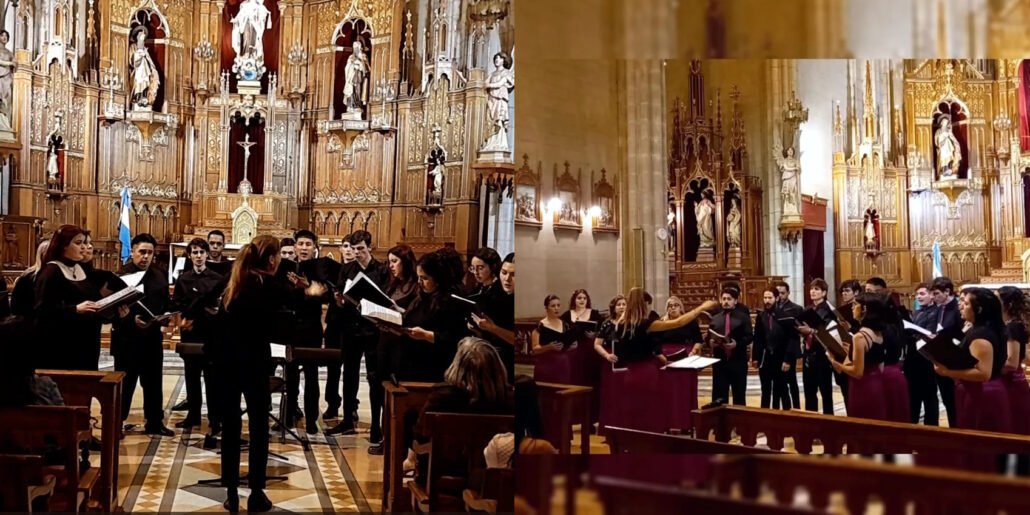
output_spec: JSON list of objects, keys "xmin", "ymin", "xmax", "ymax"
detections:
[
  {"xmin": 325, "ymin": 420, "xmax": 357, "ymax": 436},
  {"xmin": 306, "ymin": 423, "xmax": 319, "ymax": 435},
  {"xmin": 247, "ymin": 489, "xmax": 273, "ymax": 513},
  {"xmin": 210, "ymin": 423, "xmax": 222, "ymax": 435},
  {"xmin": 171, "ymin": 399, "xmax": 189, "ymax": 411},
  {"xmin": 123, "ymin": 423, "xmax": 138, "ymax": 432},
  {"xmin": 293, "ymin": 407, "xmax": 304, "ymax": 420},
  {"xmin": 88, "ymin": 436, "xmax": 102, "ymax": 451},
  {"xmin": 322, "ymin": 407, "xmax": 339, "ymax": 419},
  {"xmin": 224, "ymin": 490, "xmax": 239, "ymax": 512},
  {"xmin": 370, "ymin": 427, "xmax": 382, "ymax": 444},
  {"xmin": 368, "ymin": 441, "xmax": 384, "ymax": 455},
  {"xmin": 351, "ymin": 409, "xmax": 359, "ymax": 423},
  {"xmin": 203, "ymin": 434, "xmax": 219, "ymax": 450},
  {"xmin": 145, "ymin": 425, "xmax": 174, "ymax": 437},
  {"xmin": 174, "ymin": 417, "xmax": 201, "ymax": 429}
]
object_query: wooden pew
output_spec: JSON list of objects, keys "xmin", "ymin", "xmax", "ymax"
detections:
[
  {"xmin": 381, "ymin": 381, "xmax": 435, "ymax": 513},
  {"xmin": 605, "ymin": 426, "xmax": 781, "ymax": 454},
  {"xmin": 463, "ymin": 467, "xmax": 513, "ymax": 513},
  {"xmin": 407, "ymin": 413, "xmax": 515, "ymax": 513},
  {"xmin": 0, "ymin": 454, "xmax": 56, "ymax": 512},
  {"xmin": 693, "ymin": 405, "xmax": 1030, "ymax": 454},
  {"xmin": 712, "ymin": 455, "xmax": 1030, "ymax": 514},
  {"xmin": 37, "ymin": 369, "xmax": 124, "ymax": 512},
  {"xmin": 0, "ymin": 406, "xmax": 94, "ymax": 513},
  {"xmin": 536, "ymin": 382, "xmax": 592, "ymax": 454},
  {"xmin": 593, "ymin": 475, "xmax": 814, "ymax": 514}
]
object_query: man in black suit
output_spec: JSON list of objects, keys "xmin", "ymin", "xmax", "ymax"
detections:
[
  {"xmin": 112, "ymin": 233, "xmax": 173, "ymax": 436},
  {"xmin": 905, "ymin": 282, "xmax": 941, "ymax": 425},
  {"xmin": 753, "ymin": 287, "xmax": 796, "ymax": 410},
  {"xmin": 774, "ymin": 281, "xmax": 804, "ymax": 410},
  {"xmin": 930, "ymin": 276, "xmax": 962, "ymax": 427},
  {"xmin": 706, "ymin": 285, "xmax": 753, "ymax": 405},
  {"xmin": 795, "ymin": 279, "xmax": 836, "ymax": 415}
]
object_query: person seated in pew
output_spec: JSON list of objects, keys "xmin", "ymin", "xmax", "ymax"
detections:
[
  {"xmin": 0, "ymin": 315, "xmax": 64, "ymax": 408},
  {"xmin": 486, "ymin": 375, "xmax": 556, "ymax": 469},
  {"xmin": 531, "ymin": 294, "xmax": 573, "ymax": 384},
  {"xmin": 933, "ymin": 287, "xmax": 1013, "ymax": 433},
  {"xmin": 408, "ymin": 337, "xmax": 513, "ymax": 483},
  {"xmin": 828, "ymin": 292, "xmax": 890, "ymax": 421},
  {"xmin": 694, "ymin": 285, "xmax": 752, "ymax": 406}
]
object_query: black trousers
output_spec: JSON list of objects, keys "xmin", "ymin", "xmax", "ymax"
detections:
[
  {"xmin": 183, "ymin": 355, "xmax": 222, "ymax": 427},
  {"xmin": 115, "ymin": 346, "xmax": 164, "ymax": 427},
  {"xmin": 219, "ymin": 364, "xmax": 270, "ymax": 491},
  {"xmin": 759, "ymin": 362, "xmax": 791, "ymax": 410},
  {"xmin": 833, "ymin": 370, "xmax": 850, "ymax": 413},
  {"xmin": 712, "ymin": 359, "xmax": 747, "ymax": 405},
  {"xmin": 936, "ymin": 375, "xmax": 957, "ymax": 427},
  {"xmin": 803, "ymin": 353, "xmax": 834, "ymax": 415},
  {"xmin": 324, "ymin": 324, "xmax": 343, "ymax": 410},
  {"xmin": 286, "ymin": 360, "xmax": 321, "ymax": 424},
  {"xmin": 905, "ymin": 358, "xmax": 939, "ymax": 425},
  {"xmin": 785, "ymin": 360, "xmax": 801, "ymax": 409},
  {"xmin": 343, "ymin": 334, "xmax": 383, "ymax": 438}
]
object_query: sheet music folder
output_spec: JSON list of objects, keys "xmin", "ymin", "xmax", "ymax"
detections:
[
  {"xmin": 341, "ymin": 272, "xmax": 392, "ymax": 308},
  {"xmin": 95, "ymin": 285, "xmax": 145, "ymax": 317},
  {"xmin": 916, "ymin": 333, "xmax": 977, "ymax": 370}
]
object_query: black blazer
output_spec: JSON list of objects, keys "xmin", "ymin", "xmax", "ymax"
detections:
[
  {"xmin": 709, "ymin": 306, "xmax": 753, "ymax": 363},
  {"xmin": 753, "ymin": 308, "xmax": 798, "ymax": 368}
]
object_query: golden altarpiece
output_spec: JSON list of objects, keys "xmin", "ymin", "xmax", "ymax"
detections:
[
  {"xmin": 833, "ymin": 59, "xmax": 1027, "ymax": 288},
  {"xmin": 0, "ymin": 0, "xmax": 515, "ymax": 280}
]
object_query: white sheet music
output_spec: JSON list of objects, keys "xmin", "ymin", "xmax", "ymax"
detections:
[
  {"xmin": 346, "ymin": 272, "xmax": 389, "ymax": 298},
  {"xmin": 270, "ymin": 343, "xmax": 287, "ymax": 359},
  {"xmin": 664, "ymin": 355, "xmax": 720, "ymax": 370},
  {"xmin": 120, "ymin": 271, "xmax": 146, "ymax": 289},
  {"xmin": 360, "ymin": 299, "xmax": 402, "ymax": 325},
  {"xmin": 904, "ymin": 320, "xmax": 933, "ymax": 337}
]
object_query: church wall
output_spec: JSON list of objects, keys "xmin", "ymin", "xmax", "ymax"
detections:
[{"xmin": 514, "ymin": 58, "xmax": 620, "ymax": 318}]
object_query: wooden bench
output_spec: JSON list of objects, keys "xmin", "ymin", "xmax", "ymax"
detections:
[
  {"xmin": 0, "ymin": 454, "xmax": 57, "ymax": 512},
  {"xmin": 536, "ymin": 382, "xmax": 592, "ymax": 454},
  {"xmin": 463, "ymin": 467, "xmax": 513, "ymax": 513},
  {"xmin": 381, "ymin": 381, "xmax": 435, "ymax": 513},
  {"xmin": 605, "ymin": 426, "xmax": 781, "ymax": 454},
  {"xmin": 407, "ymin": 413, "xmax": 515, "ymax": 513},
  {"xmin": 693, "ymin": 404, "xmax": 1030, "ymax": 454},
  {"xmin": 593, "ymin": 475, "xmax": 814, "ymax": 514},
  {"xmin": 712, "ymin": 455, "xmax": 1030, "ymax": 514},
  {"xmin": 37, "ymin": 369, "xmax": 124, "ymax": 512},
  {"xmin": 0, "ymin": 406, "xmax": 94, "ymax": 513}
]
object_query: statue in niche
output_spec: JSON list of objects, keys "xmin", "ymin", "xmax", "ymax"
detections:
[
  {"xmin": 342, "ymin": 40, "xmax": 370, "ymax": 113},
  {"xmin": 667, "ymin": 208, "xmax": 677, "ymax": 253},
  {"xmin": 0, "ymin": 30, "xmax": 14, "ymax": 129},
  {"xmin": 695, "ymin": 195, "xmax": 715, "ymax": 248},
  {"xmin": 129, "ymin": 28, "xmax": 160, "ymax": 110},
  {"xmin": 482, "ymin": 52, "xmax": 514, "ymax": 152},
  {"xmin": 426, "ymin": 126, "xmax": 446, "ymax": 206},
  {"xmin": 727, "ymin": 198, "xmax": 742, "ymax": 248},
  {"xmin": 774, "ymin": 145, "xmax": 801, "ymax": 216},
  {"xmin": 46, "ymin": 113, "xmax": 64, "ymax": 189},
  {"xmin": 935, "ymin": 115, "xmax": 961, "ymax": 179},
  {"xmin": 231, "ymin": 0, "xmax": 272, "ymax": 60},
  {"xmin": 863, "ymin": 207, "xmax": 880, "ymax": 255}
]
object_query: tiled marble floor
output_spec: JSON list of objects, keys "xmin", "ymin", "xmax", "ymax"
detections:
[{"xmin": 95, "ymin": 349, "xmax": 382, "ymax": 513}]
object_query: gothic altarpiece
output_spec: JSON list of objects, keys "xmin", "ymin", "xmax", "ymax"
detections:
[
  {"xmin": 833, "ymin": 59, "xmax": 1026, "ymax": 288},
  {"xmin": 0, "ymin": 0, "xmax": 514, "ymax": 278}
]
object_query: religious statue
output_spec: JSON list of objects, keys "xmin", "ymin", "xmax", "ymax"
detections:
[
  {"xmin": 426, "ymin": 127, "xmax": 446, "ymax": 206},
  {"xmin": 727, "ymin": 198, "xmax": 742, "ymax": 248},
  {"xmin": 129, "ymin": 28, "xmax": 160, "ymax": 110},
  {"xmin": 0, "ymin": 30, "xmax": 14, "ymax": 128},
  {"xmin": 935, "ymin": 115, "xmax": 961, "ymax": 179},
  {"xmin": 667, "ymin": 208, "xmax": 677, "ymax": 252},
  {"xmin": 46, "ymin": 114, "xmax": 64, "ymax": 189},
  {"xmin": 774, "ymin": 145, "xmax": 801, "ymax": 216},
  {"xmin": 695, "ymin": 196, "xmax": 715, "ymax": 247},
  {"xmin": 231, "ymin": 0, "xmax": 272, "ymax": 61},
  {"xmin": 343, "ymin": 41, "xmax": 370, "ymax": 113},
  {"xmin": 863, "ymin": 208, "xmax": 880, "ymax": 253},
  {"xmin": 482, "ymin": 52, "xmax": 514, "ymax": 152}
]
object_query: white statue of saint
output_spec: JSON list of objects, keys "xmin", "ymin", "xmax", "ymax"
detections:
[
  {"xmin": 727, "ymin": 199, "xmax": 742, "ymax": 248},
  {"xmin": 0, "ymin": 30, "xmax": 13, "ymax": 128},
  {"xmin": 231, "ymin": 0, "xmax": 272, "ymax": 61},
  {"xmin": 482, "ymin": 52, "xmax": 514, "ymax": 151},
  {"xmin": 695, "ymin": 196, "xmax": 715, "ymax": 247},
  {"xmin": 935, "ymin": 116, "xmax": 961, "ymax": 179},
  {"xmin": 343, "ymin": 40, "xmax": 370, "ymax": 112},
  {"xmin": 428, "ymin": 165, "xmax": 444, "ymax": 204},
  {"xmin": 129, "ymin": 29, "xmax": 160, "ymax": 110},
  {"xmin": 46, "ymin": 115, "xmax": 63, "ymax": 186},
  {"xmin": 774, "ymin": 145, "xmax": 801, "ymax": 216}
]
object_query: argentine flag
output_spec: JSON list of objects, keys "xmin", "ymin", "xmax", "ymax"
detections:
[
  {"xmin": 932, "ymin": 239, "xmax": 943, "ymax": 279},
  {"xmin": 118, "ymin": 187, "xmax": 132, "ymax": 263}
]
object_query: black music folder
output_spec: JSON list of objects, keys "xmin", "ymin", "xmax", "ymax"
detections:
[
  {"xmin": 814, "ymin": 326, "xmax": 848, "ymax": 362},
  {"xmin": 95, "ymin": 285, "xmax": 145, "ymax": 317},
  {"xmin": 342, "ymin": 272, "xmax": 392, "ymax": 308},
  {"xmin": 916, "ymin": 333, "xmax": 978, "ymax": 370}
]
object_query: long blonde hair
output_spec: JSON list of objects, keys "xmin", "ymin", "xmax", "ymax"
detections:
[
  {"xmin": 24, "ymin": 240, "xmax": 50, "ymax": 277},
  {"xmin": 443, "ymin": 337, "xmax": 509, "ymax": 404},
  {"xmin": 222, "ymin": 235, "xmax": 279, "ymax": 311},
  {"xmin": 618, "ymin": 287, "xmax": 650, "ymax": 336}
]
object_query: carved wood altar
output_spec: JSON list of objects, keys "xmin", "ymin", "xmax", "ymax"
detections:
[
  {"xmin": 1, "ymin": 0, "xmax": 514, "ymax": 263},
  {"xmin": 667, "ymin": 61, "xmax": 767, "ymax": 308}
]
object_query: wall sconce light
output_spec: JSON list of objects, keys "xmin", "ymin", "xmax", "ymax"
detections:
[
  {"xmin": 588, "ymin": 205, "xmax": 601, "ymax": 228},
  {"xmin": 548, "ymin": 197, "xmax": 562, "ymax": 223}
]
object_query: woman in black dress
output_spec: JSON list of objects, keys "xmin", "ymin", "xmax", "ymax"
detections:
[
  {"xmin": 397, "ymin": 249, "xmax": 470, "ymax": 382},
  {"xmin": 998, "ymin": 286, "xmax": 1030, "ymax": 437},
  {"xmin": 531, "ymin": 294, "xmax": 573, "ymax": 384},
  {"xmin": 34, "ymin": 225, "xmax": 106, "ymax": 371},
  {"xmin": 471, "ymin": 252, "xmax": 516, "ymax": 378},
  {"xmin": 594, "ymin": 294, "xmax": 625, "ymax": 432}
]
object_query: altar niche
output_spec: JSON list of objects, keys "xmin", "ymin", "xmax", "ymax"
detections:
[
  {"xmin": 221, "ymin": 0, "xmax": 281, "ymax": 94},
  {"xmin": 332, "ymin": 18, "xmax": 373, "ymax": 120},
  {"xmin": 128, "ymin": 8, "xmax": 167, "ymax": 113},
  {"xmin": 932, "ymin": 100, "xmax": 970, "ymax": 181},
  {"xmin": 228, "ymin": 114, "xmax": 266, "ymax": 195}
]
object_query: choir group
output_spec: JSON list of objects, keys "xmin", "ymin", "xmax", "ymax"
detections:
[
  {"xmin": 531, "ymin": 277, "xmax": 1030, "ymax": 457},
  {"xmin": 0, "ymin": 224, "xmax": 515, "ymax": 512}
]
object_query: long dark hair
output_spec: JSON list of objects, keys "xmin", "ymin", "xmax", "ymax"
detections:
[
  {"xmin": 42, "ymin": 224, "xmax": 85, "ymax": 264},
  {"xmin": 999, "ymin": 286, "xmax": 1030, "ymax": 326},
  {"xmin": 223, "ymin": 235, "xmax": 280, "ymax": 311},
  {"xmin": 417, "ymin": 250, "xmax": 458, "ymax": 295},
  {"xmin": 387, "ymin": 244, "xmax": 417, "ymax": 292},
  {"xmin": 514, "ymin": 375, "xmax": 543, "ymax": 465},
  {"xmin": 855, "ymin": 292, "xmax": 892, "ymax": 333},
  {"xmin": 962, "ymin": 287, "xmax": 1006, "ymax": 336},
  {"xmin": 569, "ymin": 289, "xmax": 592, "ymax": 310}
]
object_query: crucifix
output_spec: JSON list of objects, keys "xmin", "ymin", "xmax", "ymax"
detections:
[{"xmin": 237, "ymin": 133, "xmax": 257, "ymax": 197}]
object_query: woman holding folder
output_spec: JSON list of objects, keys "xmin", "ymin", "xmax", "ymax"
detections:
[
  {"xmin": 594, "ymin": 295, "xmax": 625, "ymax": 432},
  {"xmin": 828, "ymin": 292, "xmax": 889, "ymax": 421},
  {"xmin": 652, "ymin": 296, "xmax": 703, "ymax": 431},
  {"xmin": 531, "ymin": 294, "xmax": 573, "ymax": 384},
  {"xmin": 998, "ymin": 286, "xmax": 1030, "ymax": 435},
  {"xmin": 397, "ymin": 250, "xmax": 469, "ymax": 382},
  {"xmin": 933, "ymin": 287, "xmax": 1012, "ymax": 433}
]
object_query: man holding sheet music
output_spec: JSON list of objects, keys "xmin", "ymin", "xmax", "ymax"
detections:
[
  {"xmin": 904, "ymin": 283, "xmax": 943, "ymax": 425},
  {"xmin": 753, "ymin": 288, "xmax": 796, "ymax": 410},
  {"xmin": 699, "ymin": 285, "xmax": 752, "ymax": 405},
  {"xmin": 774, "ymin": 281, "xmax": 804, "ymax": 410},
  {"xmin": 795, "ymin": 279, "xmax": 837, "ymax": 415},
  {"xmin": 930, "ymin": 277, "xmax": 963, "ymax": 427},
  {"xmin": 325, "ymin": 230, "xmax": 389, "ymax": 439},
  {"xmin": 111, "ymin": 233, "xmax": 174, "ymax": 437}
]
